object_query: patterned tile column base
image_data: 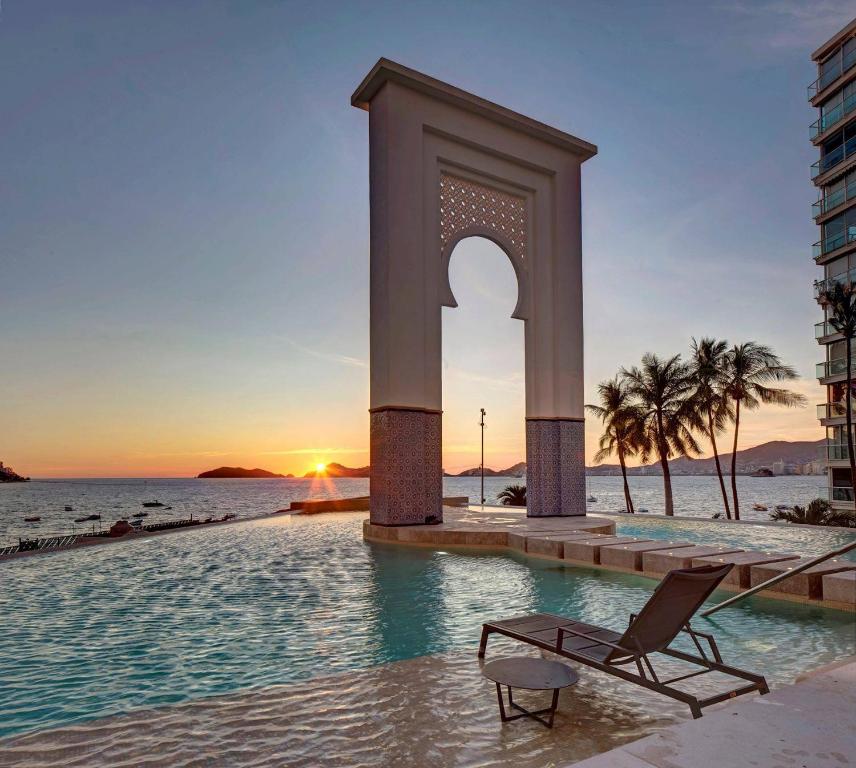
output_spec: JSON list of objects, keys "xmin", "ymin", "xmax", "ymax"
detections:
[
  {"xmin": 526, "ymin": 418, "xmax": 586, "ymax": 517},
  {"xmin": 370, "ymin": 408, "xmax": 443, "ymax": 526}
]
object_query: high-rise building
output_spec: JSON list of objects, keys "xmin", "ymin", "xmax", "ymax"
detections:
[{"xmin": 813, "ymin": 18, "xmax": 856, "ymax": 509}]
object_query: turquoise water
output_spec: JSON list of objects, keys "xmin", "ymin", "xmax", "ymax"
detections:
[
  {"xmin": 1, "ymin": 513, "xmax": 854, "ymax": 739},
  {"xmin": 609, "ymin": 515, "xmax": 856, "ymax": 561}
]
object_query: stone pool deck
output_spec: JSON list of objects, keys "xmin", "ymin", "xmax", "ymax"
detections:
[
  {"xmin": 363, "ymin": 509, "xmax": 856, "ymax": 610},
  {"xmin": 569, "ymin": 657, "xmax": 856, "ymax": 768}
]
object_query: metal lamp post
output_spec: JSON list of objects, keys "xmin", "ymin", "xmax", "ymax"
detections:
[{"xmin": 479, "ymin": 408, "xmax": 486, "ymax": 505}]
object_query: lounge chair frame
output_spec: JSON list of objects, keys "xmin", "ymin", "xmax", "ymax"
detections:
[{"xmin": 478, "ymin": 566, "xmax": 769, "ymax": 719}]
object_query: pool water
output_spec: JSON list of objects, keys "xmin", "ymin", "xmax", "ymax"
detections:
[
  {"xmin": 607, "ymin": 514, "xmax": 856, "ymax": 561},
  {"xmin": 1, "ymin": 513, "xmax": 854, "ymax": 738}
]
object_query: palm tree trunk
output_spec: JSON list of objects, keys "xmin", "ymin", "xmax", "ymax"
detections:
[
  {"xmin": 659, "ymin": 448, "xmax": 673, "ymax": 516},
  {"xmin": 730, "ymin": 398, "xmax": 741, "ymax": 521},
  {"xmin": 846, "ymin": 335, "xmax": 856, "ymax": 504},
  {"xmin": 708, "ymin": 410, "xmax": 731, "ymax": 519},
  {"xmin": 656, "ymin": 412, "xmax": 674, "ymax": 516},
  {"xmin": 617, "ymin": 448, "xmax": 634, "ymax": 513}
]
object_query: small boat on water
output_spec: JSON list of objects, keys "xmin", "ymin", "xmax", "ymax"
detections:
[
  {"xmin": 142, "ymin": 501, "xmax": 165, "ymax": 508},
  {"xmin": 638, "ymin": 507, "xmax": 649, "ymax": 513},
  {"xmin": 132, "ymin": 512, "xmax": 149, "ymax": 518},
  {"xmin": 24, "ymin": 516, "xmax": 41, "ymax": 522},
  {"xmin": 64, "ymin": 506, "xmax": 73, "ymax": 512},
  {"xmin": 775, "ymin": 504, "xmax": 792, "ymax": 512},
  {"xmin": 74, "ymin": 516, "xmax": 88, "ymax": 523},
  {"xmin": 87, "ymin": 514, "xmax": 101, "ymax": 520},
  {"xmin": 752, "ymin": 503, "xmax": 768, "ymax": 512},
  {"xmin": 586, "ymin": 495, "xmax": 597, "ymax": 503}
]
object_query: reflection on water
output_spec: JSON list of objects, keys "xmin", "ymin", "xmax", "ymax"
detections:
[{"xmin": 1, "ymin": 514, "xmax": 852, "ymax": 739}]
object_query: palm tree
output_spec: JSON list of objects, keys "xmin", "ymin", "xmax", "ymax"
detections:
[
  {"xmin": 497, "ymin": 484, "xmax": 527, "ymax": 506},
  {"xmin": 586, "ymin": 377, "xmax": 643, "ymax": 513},
  {"xmin": 621, "ymin": 353, "xmax": 700, "ymax": 516},
  {"xmin": 770, "ymin": 498, "xmax": 855, "ymax": 528},
  {"xmin": 818, "ymin": 282, "xmax": 856, "ymax": 504},
  {"xmin": 722, "ymin": 343, "xmax": 806, "ymax": 520},
  {"xmin": 689, "ymin": 338, "xmax": 734, "ymax": 519}
]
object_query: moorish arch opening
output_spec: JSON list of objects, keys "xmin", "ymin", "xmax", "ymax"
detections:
[{"xmin": 442, "ymin": 236, "xmax": 525, "ymax": 492}]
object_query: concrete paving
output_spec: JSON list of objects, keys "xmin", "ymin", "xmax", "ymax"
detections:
[{"xmin": 568, "ymin": 658, "xmax": 856, "ymax": 768}]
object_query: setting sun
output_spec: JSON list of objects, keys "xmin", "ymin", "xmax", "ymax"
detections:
[{"xmin": 315, "ymin": 463, "xmax": 326, "ymax": 473}]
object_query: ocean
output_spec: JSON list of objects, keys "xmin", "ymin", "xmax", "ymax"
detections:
[{"xmin": 0, "ymin": 474, "xmax": 828, "ymax": 546}]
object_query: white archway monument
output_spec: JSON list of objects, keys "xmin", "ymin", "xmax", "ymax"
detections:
[{"xmin": 352, "ymin": 59, "xmax": 597, "ymax": 525}]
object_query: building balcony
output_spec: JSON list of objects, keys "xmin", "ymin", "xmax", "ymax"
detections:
[
  {"xmin": 812, "ymin": 227, "xmax": 856, "ymax": 259},
  {"xmin": 810, "ymin": 91, "xmax": 856, "ymax": 140},
  {"xmin": 813, "ymin": 177, "xmax": 856, "ymax": 219},
  {"xmin": 816, "ymin": 319, "xmax": 841, "ymax": 339},
  {"xmin": 813, "ymin": 266, "xmax": 856, "ymax": 298},
  {"xmin": 817, "ymin": 401, "xmax": 854, "ymax": 420},
  {"xmin": 825, "ymin": 443, "xmax": 850, "ymax": 461},
  {"xmin": 808, "ymin": 47, "xmax": 856, "ymax": 100},
  {"xmin": 830, "ymin": 485, "xmax": 855, "ymax": 502},
  {"xmin": 811, "ymin": 136, "xmax": 856, "ymax": 180},
  {"xmin": 816, "ymin": 356, "xmax": 856, "ymax": 379}
]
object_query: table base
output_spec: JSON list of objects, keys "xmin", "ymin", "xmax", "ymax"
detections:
[{"xmin": 495, "ymin": 683, "xmax": 561, "ymax": 729}]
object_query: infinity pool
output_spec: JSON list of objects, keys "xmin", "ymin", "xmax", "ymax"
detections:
[{"xmin": 1, "ymin": 513, "xmax": 854, "ymax": 738}]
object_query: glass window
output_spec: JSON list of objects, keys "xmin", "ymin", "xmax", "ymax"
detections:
[{"xmin": 827, "ymin": 255, "xmax": 848, "ymax": 277}]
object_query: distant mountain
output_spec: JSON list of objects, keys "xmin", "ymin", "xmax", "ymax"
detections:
[
  {"xmin": 198, "ymin": 467, "xmax": 291, "ymax": 479},
  {"xmin": 304, "ymin": 462, "xmax": 370, "ymax": 478},
  {"xmin": 586, "ymin": 439, "xmax": 826, "ymax": 476},
  {"xmin": 452, "ymin": 462, "xmax": 527, "ymax": 477}
]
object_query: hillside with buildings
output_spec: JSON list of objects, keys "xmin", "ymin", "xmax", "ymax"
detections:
[{"xmin": 587, "ymin": 439, "xmax": 827, "ymax": 476}]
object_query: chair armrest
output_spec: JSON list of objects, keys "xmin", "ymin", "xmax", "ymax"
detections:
[{"xmin": 677, "ymin": 623, "xmax": 723, "ymax": 664}]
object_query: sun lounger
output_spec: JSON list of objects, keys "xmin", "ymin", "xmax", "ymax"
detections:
[{"xmin": 478, "ymin": 563, "xmax": 768, "ymax": 718}]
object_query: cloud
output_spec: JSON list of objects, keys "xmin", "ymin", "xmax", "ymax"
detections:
[
  {"xmin": 134, "ymin": 450, "xmax": 234, "ymax": 458},
  {"xmin": 443, "ymin": 365, "xmax": 525, "ymax": 391},
  {"xmin": 719, "ymin": 1, "xmax": 854, "ymax": 50},
  {"xmin": 285, "ymin": 338, "xmax": 367, "ymax": 369},
  {"xmin": 260, "ymin": 447, "xmax": 368, "ymax": 455}
]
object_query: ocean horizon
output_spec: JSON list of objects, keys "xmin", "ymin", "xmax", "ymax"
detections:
[{"xmin": 0, "ymin": 474, "xmax": 827, "ymax": 546}]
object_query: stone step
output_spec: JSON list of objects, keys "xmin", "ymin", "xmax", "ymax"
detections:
[
  {"xmin": 523, "ymin": 532, "xmax": 612, "ymax": 558},
  {"xmin": 642, "ymin": 545, "xmax": 744, "ymax": 576},
  {"xmin": 599, "ymin": 540, "xmax": 695, "ymax": 571},
  {"xmin": 691, "ymin": 551, "xmax": 800, "ymax": 588},
  {"xmin": 749, "ymin": 557, "xmax": 856, "ymax": 600},
  {"xmin": 822, "ymin": 570, "xmax": 856, "ymax": 605},
  {"xmin": 563, "ymin": 536, "xmax": 653, "ymax": 565}
]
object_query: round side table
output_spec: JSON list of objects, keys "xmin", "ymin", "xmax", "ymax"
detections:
[{"xmin": 481, "ymin": 656, "xmax": 578, "ymax": 728}]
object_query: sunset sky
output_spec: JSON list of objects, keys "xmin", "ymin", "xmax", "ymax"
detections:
[{"xmin": 2, "ymin": 2, "xmax": 852, "ymax": 477}]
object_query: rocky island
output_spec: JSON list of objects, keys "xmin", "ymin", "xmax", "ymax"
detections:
[
  {"xmin": 197, "ymin": 467, "xmax": 293, "ymax": 479},
  {"xmin": 0, "ymin": 461, "xmax": 29, "ymax": 482}
]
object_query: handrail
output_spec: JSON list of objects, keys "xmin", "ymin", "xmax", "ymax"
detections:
[{"xmin": 700, "ymin": 540, "xmax": 856, "ymax": 617}]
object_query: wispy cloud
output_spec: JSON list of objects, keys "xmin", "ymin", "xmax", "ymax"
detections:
[
  {"xmin": 443, "ymin": 365, "xmax": 524, "ymax": 391},
  {"xmin": 719, "ymin": 1, "xmax": 854, "ymax": 50},
  {"xmin": 260, "ymin": 447, "xmax": 368, "ymax": 455},
  {"xmin": 134, "ymin": 450, "xmax": 234, "ymax": 458},
  {"xmin": 285, "ymin": 338, "xmax": 367, "ymax": 368}
]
